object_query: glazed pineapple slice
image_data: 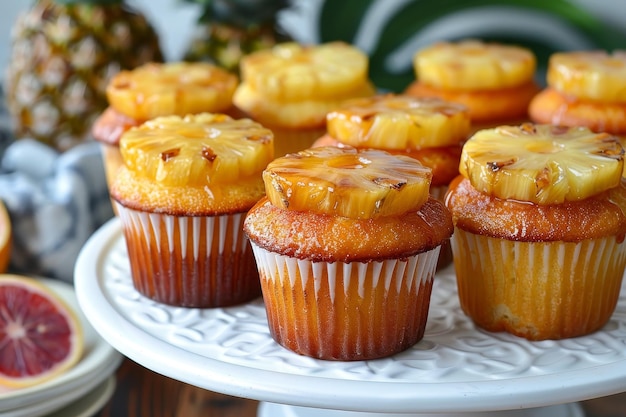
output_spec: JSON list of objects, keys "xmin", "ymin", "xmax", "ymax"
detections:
[
  {"xmin": 106, "ymin": 62, "xmax": 238, "ymax": 120},
  {"xmin": 263, "ymin": 146, "xmax": 432, "ymax": 219},
  {"xmin": 547, "ymin": 50, "xmax": 626, "ymax": 103},
  {"xmin": 239, "ymin": 41, "xmax": 370, "ymax": 102},
  {"xmin": 460, "ymin": 123, "xmax": 624, "ymax": 205},
  {"xmin": 120, "ymin": 113, "xmax": 274, "ymax": 187},
  {"xmin": 326, "ymin": 94, "xmax": 470, "ymax": 150},
  {"xmin": 415, "ymin": 40, "xmax": 536, "ymax": 90}
]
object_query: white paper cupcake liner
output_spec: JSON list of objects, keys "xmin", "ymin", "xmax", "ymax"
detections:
[
  {"xmin": 451, "ymin": 229, "xmax": 626, "ymax": 339},
  {"xmin": 250, "ymin": 242, "xmax": 440, "ymax": 360},
  {"xmin": 115, "ymin": 203, "xmax": 260, "ymax": 307}
]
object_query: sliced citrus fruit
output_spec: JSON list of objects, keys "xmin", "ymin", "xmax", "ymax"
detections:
[
  {"xmin": 0, "ymin": 201, "xmax": 11, "ymax": 273},
  {"xmin": 0, "ymin": 275, "xmax": 83, "ymax": 389}
]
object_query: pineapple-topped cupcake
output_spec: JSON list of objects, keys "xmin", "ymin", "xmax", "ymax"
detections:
[
  {"xmin": 312, "ymin": 94, "xmax": 469, "ymax": 269},
  {"xmin": 111, "ymin": 113, "xmax": 274, "ymax": 308},
  {"xmin": 93, "ymin": 61, "xmax": 239, "ymax": 191},
  {"xmin": 244, "ymin": 146, "xmax": 453, "ymax": 360},
  {"xmin": 445, "ymin": 123, "xmax": 626, "ymax": 340},
  {"xmin": 406, "ymin": 40, "xmax": 540, "ymax": 131},
  {"xmin": 529, "ymin": 50, "xmax": 626, "ymax": 163},
  {"xmin": 233, "ymin": 41, "xmax": 376, "ymax": 156}
]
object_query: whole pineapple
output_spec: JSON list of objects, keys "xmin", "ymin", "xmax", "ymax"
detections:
[
  {"xmin": 4, "ymin": 0, "xmax": 163, "ymax": 151},
  {"xmin": 183, "ymin": 0, "xmax": 291, "ymax": 74}
]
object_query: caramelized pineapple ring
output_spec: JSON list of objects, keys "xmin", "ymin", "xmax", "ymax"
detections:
[
  {"xmin": 106, "ymin": 62, "xmax": 238, "ymax": 120},
  {"xmin": 119, "ymin": 113, "xmax": 274, "ymax": 188},
  {"xmin": 326, "ymin": 94, "xmax": 470, "ymax": 150},
  {"xmin": 239, "ymin": 42, "xmax": 371, "ymax": 102},
  {"xmin": 460, "ymin": 123, "xmax": 624, "ymax": 205},
  {"xmin": 263, "ymin": 146, "xmax": 432, "ymax": 219},
  {"xmin": 414, "ymin": 40, "xmax": 536, "ymax": 90},
  {"xmin": 547, "ymin": 50, "xmax": 626, "ymax": 103}
]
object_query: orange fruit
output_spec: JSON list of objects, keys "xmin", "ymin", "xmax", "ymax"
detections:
[
  {"xmin": 0, "ymin": 275, "xmax": 83, "ymax": 388},
  {"xmin": 0, "ymin": 201, "xmax": 11, "ymax": 273}
]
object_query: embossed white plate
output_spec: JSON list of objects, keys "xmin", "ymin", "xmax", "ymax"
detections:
[{"xmin": 74, "ymin": 218, "xmax": 626, "ymax": 414}]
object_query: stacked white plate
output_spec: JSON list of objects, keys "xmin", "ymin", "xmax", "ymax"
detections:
[{"xmin": 0, "ymin": 279, "xmax": 123, "ymax": 417}]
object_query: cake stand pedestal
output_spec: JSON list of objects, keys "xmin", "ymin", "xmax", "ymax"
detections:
[
  {"xmin": 74, "ymin": 219, "xmax": 626, "ymax": 417},
  {"xmin": 258, "ymin": 402, "xmax": 584, "ymax": 417}
]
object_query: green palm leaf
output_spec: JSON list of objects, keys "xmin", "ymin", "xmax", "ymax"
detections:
[{"xmin": 319, "ymin": 0, "xmax": 626, "ymax": 92}]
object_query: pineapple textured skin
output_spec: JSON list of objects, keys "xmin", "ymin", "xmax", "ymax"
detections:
[
  {"xmin": 4, "ymin": 0, "xmax": 163, "ymax": 151},
  {"xmin": 183, "ymin": 0, "xmax": 291, "ymax": 73}
]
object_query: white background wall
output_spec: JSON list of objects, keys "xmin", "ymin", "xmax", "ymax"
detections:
[{"xmin": 0, "ymin": 0, "xmax": 624, "ymax": 75}]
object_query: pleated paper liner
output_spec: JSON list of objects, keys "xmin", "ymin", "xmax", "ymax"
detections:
[
  {"xmin": 115, "ymin": 203, "xmax": 260, "ymax": 308},
  {"xmin": 451, "ymin": 228, "xmax": 626, "ymax": 340},
  {"xmin": 251, "ymin": 243, "xmax": 441, "ymax": 360}
]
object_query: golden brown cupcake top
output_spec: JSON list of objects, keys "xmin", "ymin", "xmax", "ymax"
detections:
[
  {"xmin": 111, "ymin": 113, "xmax": 273, "ymax": 216},
  {"xmin": 529, "ymin": 87, "xmax": 626, "ymax": 135},
  {"xmin": 446, "ymin": 175, "xmax": 626, "ymax": 242}
]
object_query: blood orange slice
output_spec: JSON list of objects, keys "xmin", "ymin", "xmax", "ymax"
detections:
[
  {"xmin": 0, "ymin": 275, "xmax": 83, "ymax": 389},
  {"xmin": 0, "ymin": 201, "xmax": 11, "ymax": 273}
]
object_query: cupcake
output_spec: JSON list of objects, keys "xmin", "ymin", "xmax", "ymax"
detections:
[
  {"xmin": 93, "ymin": 62, "xmax": 239, "ymax": 189},
  {"xmin": 110, "ymin": 113, "xmax": 274, "ymax": 308},
  {"xmin": 529, "ymin": 50, "xmax": 626, "ymax": 162},
  {"xmin": 243, "ymin": 146, "xmax": 453, "ymax": 360},
  {"xmin": 312, "ymin": 93, "xmax": 470, "ymax": 201},
  {"xmin": 445, "ymin": 123, "xmax": 626, "ymax": 340},
  {"xmin": 233, "ymin": 41, "xmax": 376, "ymax": 157},
  {"xmin": 406, "ymin": 40, "xmax": 540, "ymax": 132}
]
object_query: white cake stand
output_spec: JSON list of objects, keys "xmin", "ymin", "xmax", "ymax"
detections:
[{"xmin": 74, "ymin": 218, "xmax": 626, "ymax": 417}]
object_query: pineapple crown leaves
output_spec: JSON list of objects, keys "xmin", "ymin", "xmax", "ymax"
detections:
[
  {"xmin": 319, "ymin": 0, "xmax": 626, "ymax": 92},
  {"xmin": 182, "ymin": 0, "xmax": 291, "ymax": 27}
]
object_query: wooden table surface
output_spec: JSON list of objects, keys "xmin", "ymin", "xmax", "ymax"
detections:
[{"xmin": 93, "ymin": 358, "xmax": 626, "ymax": 417}]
